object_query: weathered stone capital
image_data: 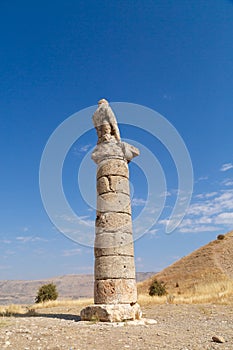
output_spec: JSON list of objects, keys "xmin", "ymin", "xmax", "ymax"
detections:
[{"xmin": 91, "ymin": 141, "xmax": 139, "ymax": 164}]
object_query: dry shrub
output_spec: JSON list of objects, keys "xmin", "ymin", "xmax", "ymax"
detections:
[
  {"xmin": 149, "ymin": 279, "xmax": 167, "ymax": 297},
  {"xmin": 35, "ymin": 283, "xmax": 58, "ymax": 303},
  {"xmin": 139, "ymin": 279, "xmax": 233, "ymax": 305}
]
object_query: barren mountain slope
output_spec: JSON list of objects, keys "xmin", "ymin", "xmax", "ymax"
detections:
[{"xmin": 138, "ymin": 230, "xmax": 233, "ymax": 295}]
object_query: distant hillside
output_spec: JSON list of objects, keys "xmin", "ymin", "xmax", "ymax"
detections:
[
  {"xmin": 0, "ymin": 272, "xmax": 155, "ymax": 305},
  {"xmin": 138, "ymin": 230, "xmax": 233, "ymax": 295}
]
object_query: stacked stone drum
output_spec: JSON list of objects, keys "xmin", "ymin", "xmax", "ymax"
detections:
[
  {"xmin": 95, "ymin": 156, "xmax": 137, "ymax": 304},
  {"xmin": 80, "ymin": 99, "xmax": 141, "ymax": 322}
]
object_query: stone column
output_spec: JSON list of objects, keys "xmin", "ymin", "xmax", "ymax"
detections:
[{"xmin": 81, "ymin": 99, "xmax": 141, "ymax": 322}]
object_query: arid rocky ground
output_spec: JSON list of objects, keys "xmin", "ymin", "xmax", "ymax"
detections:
[
  {"xmin": 1, "ymin": 303, "xmax": 233, "ymax": 350},
  {"xmin": 1, "ymin": 232, "xmax": 233, "ymax": 349}
]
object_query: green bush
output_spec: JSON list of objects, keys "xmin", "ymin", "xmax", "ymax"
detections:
[
  {"xmin": 217, "ymin": 234, "xmax": 225, "ymax": 240},
  {"xmin": 149, "ymin": 279, "xmax": 167, "ymax": 297},
  {"xmin": 35, "ymin": 283, "xmax": 58, "ymax": 303}
]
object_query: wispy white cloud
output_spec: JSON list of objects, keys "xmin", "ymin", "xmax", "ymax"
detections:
[
  {"xmin": 159, "ymin": 191, "xmax": 171, "ymax": 198},
  {"xmin": 147, "ymin": 228, "xmax": 159, "ymax": 235},
  {"xmin": 186, "ymin": 190, "xmax": 233, "ymax": 217},
  {"xmin": 197, "ymin": 176, "xmax": 208, "ymax": 181},
  {"xmin": 222, "ymin": 178, "xmax": 233, "ymax": 187},
  {"xmin": 179, "ymin": 225, "xmax": 219, "ymax": 233},
  {"xmin": 3, "ymin": 250, "xmax": 15, "ymax": 256},
  {"xmin": 73, "ymin": 144, "xmax": 93, "ymax": 155},
  {"xmin": 132, "ymin": 198, "xmax": 147, "ymax": 206},
  {"xmin": 158, "ymin": 189, "xmax": 233, "ymax": 234},
  {"xmin": 16, "ymin": 236, "xmax": 32, "ymax": 243},
  {"xmin": 16, "ymin": 236, "xmax": 48, "ymax": 243},
  {"xmin": 87, "ymin": 207, "xmax": 95, "ymax": 212},
  {"xmin": 60, "ymin": 214, "xmax": 94, "ymax": 227},
  {"xmin": 80, "ymin": 144, "xmax": 92, "ymax": 152},
  {"xmin": 62, "ymin": 248, "xmax": 82, "ymax": 257},
  {"xmin": 57, "ymin": 214, "xmax": 95, "ymax": 246},
  {"xmin": 214, "ymin": 212, "xmax": 233, "ymax": 225},
  {"xmin": 32, "ymin": 248, "xmax": 47, "ymax": 256},
  {"xmin": 220, "ymin": 163, "xmax": 233, "ymax": 172},
  {"xmin": 0, "ymin": 239, "xmax": 11, "ymax": 244},
  {"xmin": 163, "ymin": 94, "xmax": 172, "ymax": 101},
  {"xmin": 195, "ymin": 192, "xmax": 218, "ymax": 199}
]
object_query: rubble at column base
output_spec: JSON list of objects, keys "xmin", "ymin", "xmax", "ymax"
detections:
[{"xmin": 80, "ymin": 303, "xmax": 142, "ymax": 322}]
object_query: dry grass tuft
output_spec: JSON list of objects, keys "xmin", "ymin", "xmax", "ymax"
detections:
[
  {"xmin": 138, "ymin": 294, "xmax": 167, "ymax": 306},
  {"xmin": 0, "ymin": 319, "xmax": 10, "ymax": 327},
  {"xmin": 138, "ymin": 279, "xmax": 233, "ymax": 305},
  {"xmin": 0, "ymin": 304, "xmax": 26, "ymax": 316},
  {"xmin": 0, "ymin": 298, "xmax": 94, "ymax": 317},
  {"xmin": 32, "ymin": 298, "xmax": 94, "ymax": 310}
]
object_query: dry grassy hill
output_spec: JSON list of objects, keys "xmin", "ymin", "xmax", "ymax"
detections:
[{"xmin": 138, "ymin": 230, "xmax": 233, "ymax": 297}]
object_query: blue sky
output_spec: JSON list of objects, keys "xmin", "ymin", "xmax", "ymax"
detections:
[{"xmin": 1, "ymin": 0, "xmax": 233, "ymax": 280}]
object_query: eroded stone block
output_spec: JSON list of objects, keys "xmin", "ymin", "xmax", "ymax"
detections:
[
  {"xmin": 97, "ymin": 175, "xmax": 130, "ymax": 195},
  {"xmin": 94, "ymin": 279, "xmax": 137, "ymax": 304},
  {"xmin": 80, "ymin": 303, "xmax": 142, "ymax": 322},
  {"xmin": 95, "ymin": 212, "xmax": 132, "ymax": 232},
  {"xmin": 97, "ymin": 159, "xmax": 129, "ymax": 179},
  {"xmin": 109, "ymin": 176, "xmax": 130, "ymax": 194},
  {"xmin": 94, "ymin": 231, "xmax": 134, "ymax": 255},
  {"xmin": 97, "ymin": 176, "xmax": 110, "ymax": 194},
  {"xmin": 95, "ymin": 255, "xmax": 136, "ymax": 279},
  {"xmin": 97, "ymin": 192, "xmax": 131, "ymax": 214}
]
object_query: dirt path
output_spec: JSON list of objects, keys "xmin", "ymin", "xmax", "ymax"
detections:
[{"xmin": 1, "ymin": 303, "xmax": 233, "ymax": 350}]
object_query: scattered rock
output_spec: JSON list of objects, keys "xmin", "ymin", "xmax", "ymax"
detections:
[
  {"xmin": 0, "ymin": 304, "xmax": 233, "ymax": 349},
  {"xmin": 124, "ymin": 318, "xmax": 157, "ymax": 326},
  {"xmin": 144, "ymin": 318, "xmax": 157, "ymax": 325},
  {"xmin": 212, "ymin": 335, "xmax": 225, "ymax": 343}
]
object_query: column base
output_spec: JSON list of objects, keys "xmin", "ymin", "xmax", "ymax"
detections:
[{"xmin": 80, "ymin": 303, "xmax": 142, "ymax": 322}]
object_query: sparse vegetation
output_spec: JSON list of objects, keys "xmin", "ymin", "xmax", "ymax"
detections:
[
  {"xmin": 149, "ymin": 279, "xmax": 167, "ymax": 297},
  {"xmin": 35, "ymin": 283, "xmax": 58, "ymax": 303},
  {"xmin": 0, "ymin": 298, "xmax": 94, "ymax": 317},
  {"xmin": 0, "ymin": 304, "xmax": 25, "ymax": 316},
  {"xmin": 138, "ymin": 230, "xmax": 233, "ymax": 300},
  {"xmin": 138, "ymin": 279, "xmax": 233, "ymax": 305},
  {"xmin": 217, "ymin": 234, "xmax": 225, "ymax": 240},
  {"xmin": 33, "ymin": 298, "xmax": 93, "ymax": 309},
  {"xmin": 25, "ymin": 306, "xmax": 37, "ymax": 316}
]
